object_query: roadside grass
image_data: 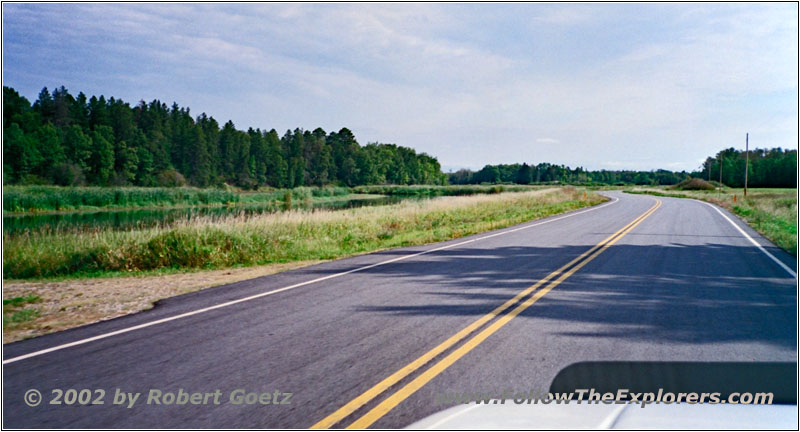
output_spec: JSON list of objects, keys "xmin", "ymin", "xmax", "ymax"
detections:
[
  {"xmin": 625, "ymin": 187, "xmax": 797, "ymax": 256},
  {"xmin": 3, "ymin": 295, "xmax": 42, "ymax": 330},
  {"xmin": 4, "ymin": 187, "xmax": 606, "ymax": 280}
]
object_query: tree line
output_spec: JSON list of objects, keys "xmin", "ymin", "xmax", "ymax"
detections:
[
  {"xmin": 3, "ymin": 86, "xmax": 795, "ymax": 190},
  {"xmin": 449, "ymin": 150, "xmax": 796, "ymax": 188},
  {"xmin": 448, "ymin": 163, "xmax": 691, "ymax": 186},
  {"xmin": 697, "ymin": 147, "xmax": 796, "ymax": 188},
  {"xmin": 3, "ymin": 86, "xmax": 446, "ymax": 188}
]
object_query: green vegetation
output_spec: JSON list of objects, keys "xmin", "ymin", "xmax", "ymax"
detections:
[
  {"xmin": 448, "ymin": 163, "xmax": 692, "ymax": 186},
  {"xmin": 3, "ymin": 185, "xmax": 355, "ymax": 213},
  {"xmin": 6, "ymin": 85, "xmax": 795, "ymax": 195},
  {"xmin": 3, "ymin": 188, "xmax": 606, "ymax": 279},
  {"xmin": 3, "ymin": 86, "xmax": 446, "ymax": 189},
  {"xmin": 626, "ymin": 187, "xmax": 796, "ymax": 256},
  {"xmin": 4, "ymin": 185, "xmax": 237, "ymax": 212},
  {"xmin": 2, "ymin": 184, "xmax": 540, "ymax": 214},
  {"xmin": 351, "ymin": 184, "xmax": 542, "ymax": 196},
  {"xmin": 5, "ymin": 185, "xmax": 562, "ymax": 237},
  {"xmin": 448, "ymin": 148, "xmax": 795, "ymax": 188},
  {"xmin": 3, "ymin": 295, "xmax": 41, "ymax": 307},
  {"xmin": 674, "ymin": 177, "xmax": 715, "ymax": 191},
  {"xmin": 699, "ymin": 147, "xmax": 796, "ymax": 188},
  {"xmin": 2, "ymin": 295, "xmax": 41, "ymax": 327}
]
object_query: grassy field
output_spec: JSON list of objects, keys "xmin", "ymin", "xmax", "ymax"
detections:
[
  {"xmin": 4, "ymin": 187, "xmax": 605, "ymax": 280},
  {"xmin": 626, "ymin": 187, "xmax": 797, "ymax": 256}
]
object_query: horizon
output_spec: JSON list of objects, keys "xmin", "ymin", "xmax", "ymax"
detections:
[{"xmin": 3, "ymin": 3, "xmax": 797, "ymax": 172}]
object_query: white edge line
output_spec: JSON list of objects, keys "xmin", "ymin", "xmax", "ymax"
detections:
[
  {"xmin": 4, "ymin": 196, "xmax": 620, "ymax": 365},
  {"xmin": 697, "ymin": 200, "xmax": 796, "ymax": 279}
]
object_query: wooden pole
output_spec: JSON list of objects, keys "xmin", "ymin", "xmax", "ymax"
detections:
[{"xmin": 744, "ymin": 133, "xmax": 749, "ymax": 197}]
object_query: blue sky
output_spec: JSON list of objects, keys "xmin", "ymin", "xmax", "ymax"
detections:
[{"xmin": 2, "ymin": 3, "xmax": 797, "ymax": 172}]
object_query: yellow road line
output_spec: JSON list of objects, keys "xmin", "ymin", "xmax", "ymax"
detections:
[
  {"xmin": 310, "ymin": 198, "xmax": 660, "ymax": 429},
  {"xmin": 346, "ymin": 198, "xmax": 660, "ymax": 428}
]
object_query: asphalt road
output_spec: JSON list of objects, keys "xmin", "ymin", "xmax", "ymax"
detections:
[{"xmin": 3, "ymin": 191, "xmax": 797, "ymax": 428}]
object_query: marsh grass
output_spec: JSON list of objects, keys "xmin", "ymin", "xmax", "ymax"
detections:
[
  {"xmin": 3, "ymin": 186, "xmax": 239, "ymax": 212},
  {"xmin": 4, "ymin": 187, "xmax": 605, "ymax": 279},
  {"xmin": 3, "ymin": 185, "xmax": 532, "ymax": 214},
  {"xmin": 3, "ymin": 185, "xmax": 354, "ymax": 213}
]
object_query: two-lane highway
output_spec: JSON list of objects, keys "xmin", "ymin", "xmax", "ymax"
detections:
[{"xmin": 3, "ymin": 191, "xmax": 796, "ymax": 428}]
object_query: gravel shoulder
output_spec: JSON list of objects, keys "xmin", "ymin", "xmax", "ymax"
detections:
[{"xmin": 2, "ymin": 260, "xmax": 322, "ymax": 343}]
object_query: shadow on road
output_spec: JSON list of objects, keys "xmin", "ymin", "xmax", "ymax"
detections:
[{"xmin": 342, "ymin": 242, "xmax": 797, "ymax": 349}]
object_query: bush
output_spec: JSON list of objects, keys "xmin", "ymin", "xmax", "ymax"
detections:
[
  {"xmin": 155, "ymin": 170, "xmax": 187, "ymax": 187},
  {"xmin": 673, "ymin": 177, "xmax": 715, "ymax": 191},
  {"xmin": 19, "ymin": 174, "xmax": 49, "ymax": 186}
]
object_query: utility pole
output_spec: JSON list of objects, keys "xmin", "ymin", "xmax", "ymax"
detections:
[
  {"xmin": 719, "ymin": 154, "xmax": 723, "ymax": 196},
  {"xmin": 744, "ymin": 133, "xmax": 749, "ymax": 197}
]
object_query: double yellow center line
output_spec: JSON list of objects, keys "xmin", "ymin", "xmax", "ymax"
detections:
[{"xmin": 312, "ymin": 198, "xmax": 661, "ymax": 429}]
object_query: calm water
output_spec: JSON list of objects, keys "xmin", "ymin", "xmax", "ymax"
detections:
[{"xmin": 3, "ymin": 195, "xmax": 412, "ymax": 236}]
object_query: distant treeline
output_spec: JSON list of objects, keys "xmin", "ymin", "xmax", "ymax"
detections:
[
  {"xmin": 698, "ymin": 147, "xmax": 797, "ymax": 188},
  {"xmin": 448, "ymin": 163, "xmax": 691, "ymax": 186},
  {"xmin": 449, "ymin": 150, "xmax": 796, "ymax": 188},
  {"xmin": 3, "ymin": 86, "xmax": 446, "ymax": 188}
]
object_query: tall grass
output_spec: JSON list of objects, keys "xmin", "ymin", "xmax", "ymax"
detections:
[
  {"xmin": 4, "ymin": 188, "xmax": 605, "ymax": 279},
  {"xmin": 3, "ymin": 185, "xmax": 354, "ymax": 213},
  {"xmin": 729, "ymin": 193, "xmax": 797, "ymax": 256},
  {"xmin": 4, "ymin": 184, "xmax": 544, "ymax": 213},
  {"xmin": 3, "ymin": 186, "xmax": 240, "ymax": 212}
]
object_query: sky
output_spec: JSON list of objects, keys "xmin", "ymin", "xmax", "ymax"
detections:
[{"xmin": 2, "ymin": 3, "xmax": 797, "ymax": 172}]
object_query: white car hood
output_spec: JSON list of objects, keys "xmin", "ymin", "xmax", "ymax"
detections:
[{"xmin": 407, "ymin": 401, "xmax": 798, "ymax": 429}]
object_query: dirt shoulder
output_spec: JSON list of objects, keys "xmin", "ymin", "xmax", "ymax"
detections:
[{"xmin": 2, "ymin": 260, "xmax": 322, "ymax": 343}]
